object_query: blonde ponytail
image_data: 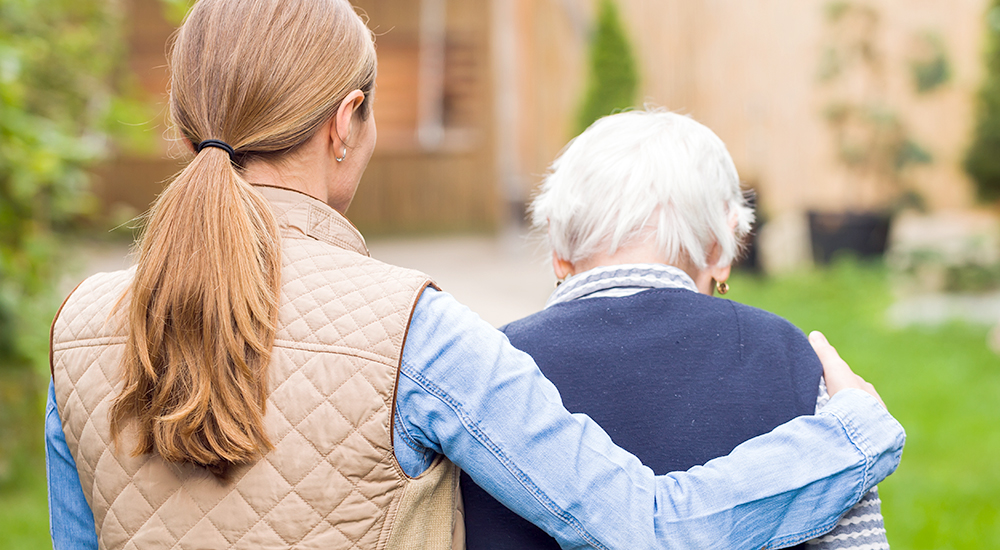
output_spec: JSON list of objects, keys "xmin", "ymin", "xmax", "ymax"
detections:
[
  {"xmin": 111, "ymin": 0, "xmax": 377, "ymax": 476},
  {"xmin": 113, "ymin": 148, "xmax": 279, "ymax": 475}
]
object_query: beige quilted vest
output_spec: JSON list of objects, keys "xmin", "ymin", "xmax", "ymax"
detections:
[{"xmin": 51, "ymin": 186, "xmax": 464, "ymax": 550}]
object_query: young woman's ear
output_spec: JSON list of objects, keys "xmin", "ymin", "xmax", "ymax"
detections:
[{"xmin": 331, "ymin": 90, "xmax": 367, "ymax": 150}]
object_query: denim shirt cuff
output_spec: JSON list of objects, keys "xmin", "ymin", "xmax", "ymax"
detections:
[{"xmin": 816, "ymin": 389, "xmax": 906, "ymax": 492}]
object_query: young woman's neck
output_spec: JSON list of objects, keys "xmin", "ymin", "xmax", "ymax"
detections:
[{"xmin": 242, "ymin": 135, "xmax": 333, "ymax": 206}]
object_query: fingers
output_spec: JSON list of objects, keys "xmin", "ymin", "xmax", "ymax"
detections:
[{"xmin": 809, "ymin": 331, "xmax": 886, "ymax": 409}]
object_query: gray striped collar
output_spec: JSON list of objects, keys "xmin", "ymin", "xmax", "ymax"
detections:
[{"xmin": 545, "ymin": 263, "xmax": 698, "ymax": 308}]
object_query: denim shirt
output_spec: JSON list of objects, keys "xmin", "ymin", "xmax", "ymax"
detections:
[{"xmin": 47, "ymin": 287, "xmax": 904, "ymax": 550}]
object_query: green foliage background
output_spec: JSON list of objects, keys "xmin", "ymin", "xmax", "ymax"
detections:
[
  {"xmin": 576, "ymin": 0, "xmax": 639, "ymax": 134},
  {"xmin": 0, "ymin": 0, "xmax": 133, "ymax": 486},
  {"xmin": 966, "ymin": 2, "xmax": 1000, "ymax": 201}
]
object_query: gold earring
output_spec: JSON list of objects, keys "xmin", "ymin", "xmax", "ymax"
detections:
[{"xmin": 716, "ymin": 280, "xmax": 729, "ymax": 295}]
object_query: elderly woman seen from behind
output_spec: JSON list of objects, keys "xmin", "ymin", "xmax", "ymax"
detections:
[{"xmin": 462, "ymin": 110, "xmax": 892, "ymax": 550}]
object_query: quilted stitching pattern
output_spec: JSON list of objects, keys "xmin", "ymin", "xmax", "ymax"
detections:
[{"xmin": 52, "ymin": 195, "xmax": 446, "ymax": 550}]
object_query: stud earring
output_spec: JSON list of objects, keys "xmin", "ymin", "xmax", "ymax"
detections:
[
  {"xmin": 335, "ymin": 146, "xmax": 347, "ymax": 162},
  {"xmin": 715, "ymin": 280, "xmax": 729, "ymax": 295}
]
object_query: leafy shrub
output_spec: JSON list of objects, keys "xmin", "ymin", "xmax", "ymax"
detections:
[
  {"xmin": 910, "ymin": 32, "xmax": 952, "ymax": 93},
  {"xmin": 576, "ymin": 0, "xmax": 639, "ymax": 134},
  {"xmin": 818, "ymin": 1, "xmax": 934, "ymax": 212},
  {"xmin": 0, "ymin": 0, "xmax": 130, "ymax": 368},
  {"xmin": 0, "ymin": 0, "xmax": 130, "ymax": 484}
]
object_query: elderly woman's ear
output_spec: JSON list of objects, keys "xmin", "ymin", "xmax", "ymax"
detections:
[
  {"xmin": 694, "ymin": 212, "xmax": 740, "ymax": 295},
  {"xmin": 552, "ymin": 254, "xmax": 574, "ymax": 283},
  {"xmin": 686, "ymin": 238, "xmax": 733, "ymax": 295},
  {"xmin": 704, "ymin": 261, "xmax": 732, "ymax": 296}
]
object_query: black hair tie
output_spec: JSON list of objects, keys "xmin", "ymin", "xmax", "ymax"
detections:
[{"xmin": 195, "ymin": 139, "xmax": 236, "ymax": 161}]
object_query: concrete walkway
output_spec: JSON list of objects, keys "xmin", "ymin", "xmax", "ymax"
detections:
[
  {"xmin": 368, "ymin": 232, "xmax": 555, "ymax": 327},
  {"xmin": 61, "ymin": 230, "xmax": 557, "ymax": 328},
  {"xmin": 886, "ymin": 292, "xmax": 1000, "ymax": 328}
]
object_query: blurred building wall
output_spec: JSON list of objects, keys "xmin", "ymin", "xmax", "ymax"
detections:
[
  {"xmin": 95, "ymin": 0, "xmax": 990, "ymax": 235},
  {"xmin": 349, "ymin": 0, "xmax": 498, "ymax": 234},
  {"xmin": 508, "ymin": 0, "xmax": 990, "ymax": 219},
  {"xmin": 95, "ymin": 0, "xmax": 498, "ymax": 235}
]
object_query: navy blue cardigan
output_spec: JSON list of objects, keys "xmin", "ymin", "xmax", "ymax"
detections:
[{"xmin": 461, "ymin": 288, "xmax": 822, "ymax": 549}]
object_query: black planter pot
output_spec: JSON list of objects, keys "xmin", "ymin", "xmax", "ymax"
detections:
[
  {"xmin": 734, "ymin": 222, "xmax": 762, "ymax": 273},
  {"xmin": 734, "ymin": 188, "xmax": 762, "ymax": 273},
  {"xmin": 807, "ymin": 210, "xmax": 891, "ymax": 264}
]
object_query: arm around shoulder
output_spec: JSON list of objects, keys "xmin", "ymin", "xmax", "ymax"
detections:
[
  {"xmin": 653, "ymin": 388, "xmax": 903, "ymax": 548},
  {"xmin": 396, "ymin": 288, "xmax": 905, "ymax": 549}
]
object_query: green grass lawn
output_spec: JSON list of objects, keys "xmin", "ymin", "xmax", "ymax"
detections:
[
  {"xmin": 0, "ymin": 470, "xmax": 49, "ymax": 550},
  {"xmin": 2, "ymin": 260, "xmax": 997, "ymax": 549}
]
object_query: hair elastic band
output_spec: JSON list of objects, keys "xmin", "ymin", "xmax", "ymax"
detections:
[{"xmin": 195, "ymin": 139, "xmax": 236, "ymax": 161}]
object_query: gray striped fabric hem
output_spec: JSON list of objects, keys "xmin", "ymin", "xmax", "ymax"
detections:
[{"xmin": 806, "ymin": 489, "xmax": 889, "ymax": 549}]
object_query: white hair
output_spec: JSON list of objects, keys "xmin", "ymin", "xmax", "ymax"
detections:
[{"xmin": 531, "ymin": 110, "xmax": 754, "ymax": 270}]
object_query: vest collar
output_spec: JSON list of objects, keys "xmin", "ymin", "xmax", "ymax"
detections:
[{"xmin": 254, "ymin": 184, "xmax": 370, "ymax": 257}]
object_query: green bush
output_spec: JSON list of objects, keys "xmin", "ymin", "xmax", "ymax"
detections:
[
  {"xmin": 966, "ymin": 2, "xmax": 1000, "ymax": 201},
  {"xmin": 818, "ymin": 2, "xmax": 934, "ymax": 212},
  {"xmin": 0, "ymin": 0, "xmax": 128, "ymax": 368},
  {"xmin": 910, "ymin": 32, "xmax": 952, "ymax": 94},
  {"xmin": 576, "ymin": 0, "xmax": 639, "ymax": 134},
  {"xmin": 161, "ymin": 0, "xmax": 196, "ymax": 25},
  {"xmin": 0, "ymin": 0, "xmax": 131, "ymax": 485}
]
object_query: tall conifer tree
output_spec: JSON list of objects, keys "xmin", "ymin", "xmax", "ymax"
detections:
[
  {"xmin": 576, "ymin": 0, "xmax": 639, "ymax": 134},
  {"xmin": 966, "ymin": 3, "xmax": 1000, "ymax": 201}
]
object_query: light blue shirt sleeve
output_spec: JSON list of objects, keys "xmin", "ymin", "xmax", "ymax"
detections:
[
  {"xmin": 394, "ymin": 287, "xmax": 905, "ymax": 550},
  {"xmin": 45, "ymin": 381, "xmax": 98, "ymax": 550}
]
